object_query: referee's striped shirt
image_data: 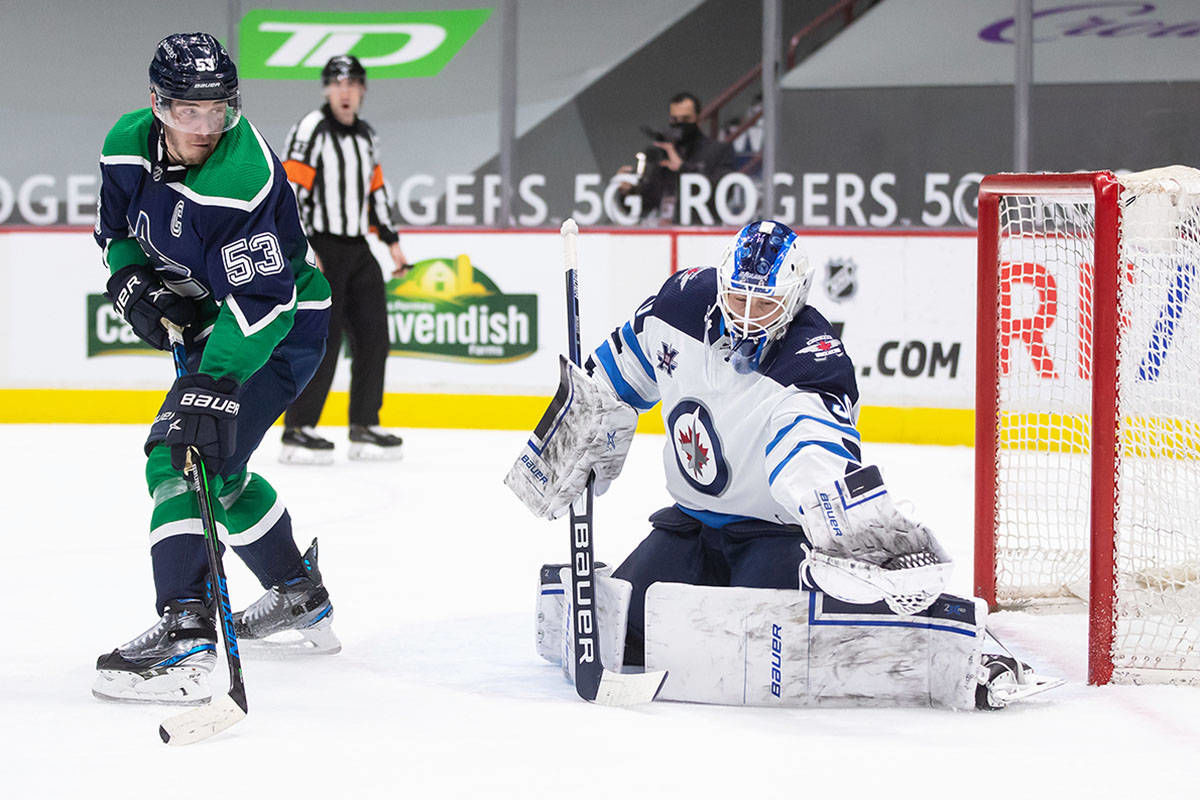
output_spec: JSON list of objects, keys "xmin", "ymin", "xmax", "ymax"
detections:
[{"xmin": 281, "ymin": 104, "xmax": 399, "ymax": 244}]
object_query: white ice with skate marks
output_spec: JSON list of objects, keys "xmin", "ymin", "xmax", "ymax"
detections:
[{"xmin": 4, "ymin": 425, "xmax": 1200, "ymax": 797}]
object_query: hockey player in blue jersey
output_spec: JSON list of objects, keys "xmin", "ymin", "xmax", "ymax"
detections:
[
  {"xmin": 508, "ymin": 220, "xmax": 1061, "ymax": 709},
  {"xmin": 92, "ymin": 33, "xmax": 341, "ymax": 705}
]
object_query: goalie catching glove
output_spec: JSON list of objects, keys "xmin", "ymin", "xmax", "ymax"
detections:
[
  {"xmin": 505, "ymin": 356, "xmax": 638, "ymax": 519},
  {"xmin": 798, "ymin": 464, "xmax": 953, "ymax": 615}
]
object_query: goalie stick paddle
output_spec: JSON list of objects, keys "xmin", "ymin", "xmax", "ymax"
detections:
[
  {"xmin": 561, "ymin": 219, "xmax": 667, "ymax": 706},
  {"xmin": 157, "ymin": 327, "xmax": 248, "ymax": 745}
]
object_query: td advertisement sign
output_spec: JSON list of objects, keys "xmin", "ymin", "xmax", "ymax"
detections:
[{"xmin": 238, "ymin": 9, "xmax": 491, "ymax": 80}]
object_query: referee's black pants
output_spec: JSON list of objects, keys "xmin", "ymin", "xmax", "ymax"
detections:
[{"xmin": 285, "ymin": 233, "xmax": 390, "ymax": 429}]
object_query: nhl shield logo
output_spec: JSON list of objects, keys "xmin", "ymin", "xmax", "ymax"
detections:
[
  {"xmin": 667, "ymin": 400, "xmax": 729, "ymax": 496},
  {"xmin": 823, "ymin": 258, "xmax": 857, "ymax": 303}
]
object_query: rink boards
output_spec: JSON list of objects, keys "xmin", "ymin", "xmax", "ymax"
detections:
[{"xmin": 0, "ymin": 226, "xmax": 978, "ymax": 444}]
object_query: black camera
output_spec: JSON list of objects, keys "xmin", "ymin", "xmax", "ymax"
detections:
[
  {"xmin": 633, "ymin": 124, "xmax": 683, "ymax": 187},
  {"xmin": 640, "ymin": 124, "xmax": 684, "ymax": 145}
]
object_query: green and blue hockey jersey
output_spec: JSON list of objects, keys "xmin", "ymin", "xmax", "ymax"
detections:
[{"xmin": 95, "ymin": 108, "xmax": 331, "ymax": 383}]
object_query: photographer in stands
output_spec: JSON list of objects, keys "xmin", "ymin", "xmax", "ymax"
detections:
[{"xmin": 619, "ymin": 91, "xmax": 734, "ymax": 224}]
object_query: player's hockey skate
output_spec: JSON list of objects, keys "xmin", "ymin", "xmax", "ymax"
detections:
[
  {"xmin": 93, "ymin": 599, "xmax": 217, "ymax": 706},
  {"xmin": 232, "ymin": 539, "xmax": 341, "ymax": 654},
  {"xmin": 279, "ymin": 426, "xmax": 335, "ymax": 465},
  {"xmin": 975, "ymin": 654, "xmax": 1065, "ymax": 710},
  {"xmin": 347, "ymin": 424, "xmax": 404, "ymax": 461}
]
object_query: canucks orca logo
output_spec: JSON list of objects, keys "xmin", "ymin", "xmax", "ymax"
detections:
[{"xmin": 667, "ymin": 400, "xmax": 729, "ymax": 496}]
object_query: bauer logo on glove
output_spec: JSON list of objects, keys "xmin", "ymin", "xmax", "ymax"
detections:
[
  {"xmin": 797, "ymin": 464, "xmax": 953, "ymax": 616},
  {"xmin": 505, "ymin": 356, "xmax": 638, "ymax": 519},
  {"xmin": 146, "ymin": 373, "xmax": 242, "ymax": 475},
  {"xmin": 180, "ymin": 392, "xmax": 240, "ymax": 415}
]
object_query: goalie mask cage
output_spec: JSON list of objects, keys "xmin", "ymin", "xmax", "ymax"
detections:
[{"xmin": 974, "ymin": 167, "xmax": 1200, "ymax": 686}]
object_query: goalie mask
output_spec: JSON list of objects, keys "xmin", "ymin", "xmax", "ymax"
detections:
[{"xmin": 716, "ymin": 220, "xmax": 812, "ymax": 373}]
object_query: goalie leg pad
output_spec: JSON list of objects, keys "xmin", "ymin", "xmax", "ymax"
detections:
[
  {"xmin": 504, "ymin": 356, "xmax": 637, "ymax": 520},
  {"xmin": 534, "ymin": 562, "xmax": 613, "ymax": 665},
  {"xmin": 557, "ymin": 567, "xmax": 631, "ymax": 683},
  {"xmin": 644, "ymin": 583, "xmax": 985, "ymax": 710}
]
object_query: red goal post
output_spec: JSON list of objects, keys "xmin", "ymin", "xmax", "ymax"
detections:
[{"xmin": 974, "ymin": 169, "xmax": 1200, "ymax": 686}]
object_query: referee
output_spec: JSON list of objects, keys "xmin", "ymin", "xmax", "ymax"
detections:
[{"xmin": 279, "ymin": 55, "xmax": 408, "ymax": 463}]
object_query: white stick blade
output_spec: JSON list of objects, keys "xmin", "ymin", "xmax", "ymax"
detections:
[
  {"xmin": 592, "ymin": 669, "xmax": 668, "ymax": 707},
  {"xmin": 159, "ymin": 693, "xmax": 246, "ymax": 745}
]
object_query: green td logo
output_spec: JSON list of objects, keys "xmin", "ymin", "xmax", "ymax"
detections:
[{"xmin": 239, "ymin": 9, "xmax": 492, "ymax": 80}]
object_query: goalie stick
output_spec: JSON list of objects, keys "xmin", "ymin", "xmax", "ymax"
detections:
[
  {"xmin": 157, "ymin": 324, "xmax": 248, "ymax": 745},
  {"xmin": 561, "ymin": 218, "xmax": 667, "ymax": 706}
]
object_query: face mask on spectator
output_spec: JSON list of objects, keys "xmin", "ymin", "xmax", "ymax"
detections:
[{"xmin": 670, "ymin": 121, "xmax": 699, "ymax": 145}]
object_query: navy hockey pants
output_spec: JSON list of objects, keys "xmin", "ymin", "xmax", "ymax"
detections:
[
  {"xmin": 148, "ymin": 310, "xmax": 328, "ymax": 610},
  {"xmin": 613, "ymin": 505, "xmax": 810, "ymax": 666}
]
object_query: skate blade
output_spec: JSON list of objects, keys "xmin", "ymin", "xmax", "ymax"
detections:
[
  {"xmin": 240, "ymin": 621, "xmax": 342, "ymax": 656},
  {"xmin": 93, "ymin": 668, "xmax": 213, "ymax": 706},
  {"xmin": 347, "ymin": 442, "xmax": 403, "ymax": 461},
  {"xmin": 989, "ymin": 674, "xmax": 1066, "ymax": 707},
  {"xmin": 278, "ymin": 445, "xmax": 334, "ymax": 465}
]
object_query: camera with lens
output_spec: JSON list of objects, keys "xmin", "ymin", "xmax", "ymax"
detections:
[{"xmin": 632, "ymin": 124, "xmax": 683, "ymax": 187}]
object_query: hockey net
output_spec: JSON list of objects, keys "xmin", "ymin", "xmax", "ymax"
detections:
[{"xmin": 975, "ymin": 167, "xmax": 1200, "ymax": 685}]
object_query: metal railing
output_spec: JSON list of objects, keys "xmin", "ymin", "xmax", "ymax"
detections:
[{"xmin": 698, "ymin": 0, "xmax": 868, "ymax": 142}]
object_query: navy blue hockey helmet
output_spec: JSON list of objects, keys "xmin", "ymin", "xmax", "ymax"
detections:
[
  {"xmin": 149, "ymin": 33, "xmax": 241, "ymax": 134},
  {"xmin": 322, "ymin": 55, "xmax": 366, "ymax": 86},
  {"xmin": 717, "ymin": 220, "xmax": 812, "ymax": 343}
]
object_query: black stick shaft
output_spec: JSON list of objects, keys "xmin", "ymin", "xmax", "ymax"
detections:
[
  {"xmin": 562, "ymin": 223, "xmax": 602, "ymax": 700},
  {"xmin": 171, "ymin": 342, "xmax": 247, "ymax": 713}
]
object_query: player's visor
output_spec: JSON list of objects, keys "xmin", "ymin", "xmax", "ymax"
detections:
[{"xmin": 152, "ymin": 91, "xmax": 242, "ymax": 134}]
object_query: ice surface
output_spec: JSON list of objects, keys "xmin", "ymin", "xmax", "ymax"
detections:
[{"xmin": 4, "ymin": 425, "xmax": 1199, "ymax": 797}]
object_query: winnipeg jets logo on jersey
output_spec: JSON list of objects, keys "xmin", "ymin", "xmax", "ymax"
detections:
[
  {"xmin": 678, "ymin": 424, "xmax": 709, "ymax": 477},
  {"xmin": 657, "ymin": 342, "xmax": 679, "ymax": 376},
  {"xmin": 667, "ymin": 400, "xmax": 729, "ymax": 495},
  {"xmin": 796, "ymin": 334, "xmax": 844, "ymax": 362},
  {"xmin": 678, "ymin": 267, "xmax": 702, "ymax": 290}
]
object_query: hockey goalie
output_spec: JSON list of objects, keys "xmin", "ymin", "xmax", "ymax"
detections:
[{"xmin": 506, "ymin": 220, "xmax": 1061, "ymax": 710}]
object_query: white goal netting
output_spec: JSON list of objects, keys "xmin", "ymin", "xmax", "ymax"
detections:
[{"xmin": 989, "ymin": 166, "xmax": 1200, "ymax": 684}]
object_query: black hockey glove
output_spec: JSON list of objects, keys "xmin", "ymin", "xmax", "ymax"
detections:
[
  {"xmin": 106, "ymin": 265, "xmax": 196, "ymax": 351},
  {"xmin": 146, "ymin": 373, "xmax": 241, "ymax": 476}
]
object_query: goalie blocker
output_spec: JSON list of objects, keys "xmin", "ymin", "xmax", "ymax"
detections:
[{"xmin": 505, "ymin": 356, "xmax": 637, "ymax": 520}]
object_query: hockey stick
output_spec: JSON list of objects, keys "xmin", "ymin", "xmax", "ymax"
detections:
[
  {"xmin": 561, "ymin": 218, "xmax": 667, "ymax": 706},
  {"xmin": 157, "ymin": 324, "xmax": 248, "ymax": 745}
]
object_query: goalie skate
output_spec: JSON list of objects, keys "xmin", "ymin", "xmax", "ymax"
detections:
[
  {"xmin": 233, "ymin": 539, "xmax": 341, "ymax": 654},
  {"xmin": 975, "ymin": 654, "xmax": 1065, "ymax": 710},
  {"xmin": 347, "ymin": 424, "xmax": 404, "ymax": 461},
  {"xmin": 279, "ymin": 427, "xmax": 335, "ymax": 465},
  {"xmin": 93, "ymin": 599, "xmax": 217, "ymax": 706}
]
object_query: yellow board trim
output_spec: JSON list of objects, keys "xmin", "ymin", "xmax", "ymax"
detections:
[{"xmin": 0, "ymin": 389, "xmax": 978, "ymax": 446}]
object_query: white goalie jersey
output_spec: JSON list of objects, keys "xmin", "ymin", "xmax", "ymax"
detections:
[{"xmin": 584, "ymin": 266, "xmax": 862, "ymax": 527}]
